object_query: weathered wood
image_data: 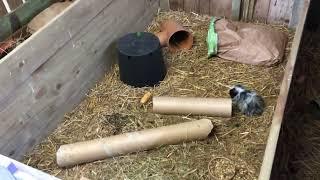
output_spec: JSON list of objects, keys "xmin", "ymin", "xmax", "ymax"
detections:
[
  {"xmin": 169, "ymin": 0, "xmax": 183, "ymax": 10},
  {"xmin": 267, "ymin": 0, "xmax": 294, "ymax": 24},
  {"xmin": 241, "ymin": 0, "xmax": 255, "ymax": 22},
  {"xmin": 288, "ymin": 0, "xmax": 304, "ymax": 28},
  {"xmin": 210, "ymin": 0, "xmax": 232, "ymax": 18},
  {"xmin": 199, "ymin": 0, "xmax": 209, "ymax": 15},
  {"xmin": 160, "ymin": 0, "xmax": 170, "ymax": 11},
  {"xmin": 0, "ymin": 0, "xmax": 159, "ymax": 160},
  {"xmin": 184, "ymin": 0, "xmax": 199, "ymax": 13},
  {"xmin": 231, "ymin": 0, "xmax": 241, "ymax": 21},
  {"xmin": 0, "ymin": 0, "xmax": 114, "ymax": 114},
  {"xmin": 248, "ymin": 0, "xmax": 255, "ymax": 21},
  {"xmin": 258, "ymin": 0, "xmax": 310, "ymax": 180},
  {"xmin": 253, "ymin": 0, "xmax": 271, "ymax": 22}
]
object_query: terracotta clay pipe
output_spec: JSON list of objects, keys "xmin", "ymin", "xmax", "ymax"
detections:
[{"xmin": 155, "ymin": 20, "xmax": 193, "ymax": 51}]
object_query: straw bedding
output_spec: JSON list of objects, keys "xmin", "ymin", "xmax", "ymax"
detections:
[{"xmin": 23, "ymin": 11, "xmax": 294, "ymax": 180}]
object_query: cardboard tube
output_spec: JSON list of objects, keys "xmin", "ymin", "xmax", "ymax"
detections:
[
  {"xmin": 56, "ymin": 119, "xmax": 213, "ymax": 167},
  {"xmin": 153, "ymin": 97, "xmax": 232, "ymax": 117}
]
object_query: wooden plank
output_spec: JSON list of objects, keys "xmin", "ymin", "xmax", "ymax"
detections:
[
  {"xmin": 253, "ymin": 0, "xmax": 271, "ymax": 22},
  {"xmin": 258, "ymin": 1, "xmax": 310, "ymax": 180},
  {"xmin": 242, "ymin": 0, "xmax": 249, "ymax": 21},
  {"xmin": 199, "ymin": 0, "xmax": 210, "ymax": 15},
  {"xmin": 184, "ymin": 0, "xmax": 199, "ymax": 13},
  {"xmin": 248, "ymin": 0, "xmax": 255, "ymax": 21},
  {"xmin": 169, "ymin": 0, "xmax": 183, "ymax": 10},
  {"xmin": 160, "ymin": 0, "xmax": 170, "ymax": 11},
  {"xmin": 0, "ymin": 0, "xmax": 116, "ymax": 116},
  {"xmin": 267, "ymin": 0, "xmax": 294, "ymax": 24},
  {"xmin": 209, "ymin": 0, "xmax": 232, "ymax": 18},
  {"xmin": 0, "ymin": 0, "xmax": 159, "ymax": 160}
]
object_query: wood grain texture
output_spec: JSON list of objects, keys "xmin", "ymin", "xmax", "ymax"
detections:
[
  {"xmin": 254, "ymin": 0, "xmax": 271, "ymax": 22},
  {"xmin": 0, "ymin": 0, "xmax": 112, "ymax": 114},
  {"xmin": 184, "ymin": 0, "xmax": 199, "ymax": 12},
  {"xmin": 210, "ymin": 0, "xmax": 232, "ymax": 18},
  {"xmin": 169, "ymin": 0, "xmax": 183, "ymax": 10},
  {"xmin": 0, "ymin": 0, "xmax": 159, "ymax": 160},
  {"xmin": 258, "ymin": 0, "xmax": 310, "ymax": 179},
  {"xmin": 199, "ymin": 0, "xmax": 210, "ymax": 15},
  {"xmin": 267, "ymin": 0, "xmax": 294, "ymax": 24}
]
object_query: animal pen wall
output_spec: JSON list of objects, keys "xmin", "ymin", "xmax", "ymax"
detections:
[
  {"xmin": 168, "ymin": 0, "xmax": 304, "ymax": 27},
  {"xmin": 0, "ymin": 0, "xmax": 305, "ymax": 27},
  {"xmin": 0, "ymin": 0, "xmax": 311, "ymax": 180}
]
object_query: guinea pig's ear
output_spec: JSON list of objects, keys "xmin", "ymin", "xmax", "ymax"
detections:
[{"xmin": 229, "ymin": 88, "xmax": 238, "ymax": 98}]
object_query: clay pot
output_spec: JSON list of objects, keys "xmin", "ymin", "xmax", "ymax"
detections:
[{"xmin": 155, "ymin": 20, "xmax": 193, "ymax": 51}]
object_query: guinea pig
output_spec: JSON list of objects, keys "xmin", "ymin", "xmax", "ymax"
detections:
[{"xmin": 229, "ymin": 84, "xmax": 265, "ymax": 116}]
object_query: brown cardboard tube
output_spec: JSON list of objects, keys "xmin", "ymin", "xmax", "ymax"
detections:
[
  {"xmin": 153, "ymin": 97, "xmax": 232, "ymax": 117},
  {"xmin": 56, "ymin": 119, "xmax": 213, "ymax": 167}
]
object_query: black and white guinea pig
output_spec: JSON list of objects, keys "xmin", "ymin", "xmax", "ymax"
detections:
[{"xmin": 229, "ymin": 84, "xmax": 265, "ymax": 117}]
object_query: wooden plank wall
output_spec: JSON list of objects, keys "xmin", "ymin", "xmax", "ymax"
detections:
[
  {"xmin": 170, "ymin": 0, "xmax": 232, "ymax": 18},
  {"xmin": 0, "ymin": 0, "xmax": 160, "ymax": 160},
  {"xmin": 168, "ymin": 0, "xmax": 301, "ymax": 26}
]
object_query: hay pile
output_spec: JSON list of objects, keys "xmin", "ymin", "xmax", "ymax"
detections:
[{"xmin": 24, "ymin": 11, "xmax": 293, "ymax": 179}]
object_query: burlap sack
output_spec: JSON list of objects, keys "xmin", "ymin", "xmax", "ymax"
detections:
[{"xmin": 215, "ymin": 18, "xmax": 288, "ymax": 66}]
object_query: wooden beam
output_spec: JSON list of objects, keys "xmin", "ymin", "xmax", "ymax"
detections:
[
  {"xmin": 258, "ymin": 0, "xmax": 310, "ymax": 179},
  {"xmin": 0, "ymin": 0, "xmax": 159, "ymax": 160}
]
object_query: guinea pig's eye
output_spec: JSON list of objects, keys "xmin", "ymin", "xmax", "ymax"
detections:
[{"xmin": 229, "ymin": 88, "xmax": 238, "ymax": 98}]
